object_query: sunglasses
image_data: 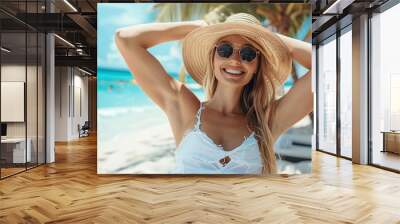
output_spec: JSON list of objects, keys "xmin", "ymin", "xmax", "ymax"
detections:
[{"xmin": 215, "ymin": 42, "xmax": 259, "ymax": 63}]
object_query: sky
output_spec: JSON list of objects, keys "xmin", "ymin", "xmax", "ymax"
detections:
[{"xmin": 97, "ymin": 3, "xmax": 182, "ymax": 73}]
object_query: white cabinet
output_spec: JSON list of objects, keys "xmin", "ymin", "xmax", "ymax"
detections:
[{"xmin": 1, "ymin": 138, "xmax": 32, "ymax": 163}]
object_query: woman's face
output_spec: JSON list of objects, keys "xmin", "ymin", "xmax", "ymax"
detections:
[{"xmin": 213, "ymin": 35, "xmax": 260, "ymax": 88}]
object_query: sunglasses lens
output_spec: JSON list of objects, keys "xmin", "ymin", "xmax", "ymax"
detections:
[
  {"xmin": 240, "ymin": 46, "xmax": 257, "ymax": 62},
  {"xmin": 216, "ymin": 43, "xmax": 233, "ymax": 58}
]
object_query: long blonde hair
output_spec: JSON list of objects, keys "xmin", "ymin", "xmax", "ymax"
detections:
[{"xmin": 203, "ymin": 36, "xmax": 285, "ymax": 174}]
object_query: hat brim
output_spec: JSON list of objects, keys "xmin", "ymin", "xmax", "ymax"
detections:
[{"xmin": 182, "ymin": 22, "xmax": 292, "ymax": 86}]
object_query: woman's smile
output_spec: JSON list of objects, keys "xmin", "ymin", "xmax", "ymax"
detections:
[{"xmin": 220, "ymin": 65, "xmax": 247, "ymax": 79}]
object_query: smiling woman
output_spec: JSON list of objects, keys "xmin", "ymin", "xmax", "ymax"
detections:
[{"xmin": 113, "ymin": 12, "xmax": 312, "ymax": 175}]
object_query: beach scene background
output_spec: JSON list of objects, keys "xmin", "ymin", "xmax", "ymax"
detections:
[{"xmin": 97, "ymin": 3, "xmax": 312, "ymax": 174}]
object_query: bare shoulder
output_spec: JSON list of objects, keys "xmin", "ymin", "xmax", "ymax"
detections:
[{"xmin": 164, "ymin": 83, "xmax": 201, "ymax": 143}]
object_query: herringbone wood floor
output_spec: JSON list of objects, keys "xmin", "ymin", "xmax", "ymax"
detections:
[{"xmin": 1, "ymin": 134, "xmax": 400, "ymax": 224}]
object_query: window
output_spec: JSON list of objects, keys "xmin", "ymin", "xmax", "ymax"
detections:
[
  {"xmin": 317, "ymin": 36, "xmax": 337, "ymax": 154},
  {"xmin": 339, "ymin": 28, "xmax": 352, "ymax": 158},
  {"xmin": 370, "ymin": 3, "xmax": 400, "ymax": 171}
]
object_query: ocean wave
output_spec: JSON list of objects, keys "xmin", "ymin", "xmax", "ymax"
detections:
[
  {"xmin": 98, "ymin": 106, "xmax": 156, "ymax": 117},
  {"xmin": 185, "ymin": 83, "xmax": 203, "ymax": 90}
]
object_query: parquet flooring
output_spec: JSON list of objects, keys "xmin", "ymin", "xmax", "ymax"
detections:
[
  {"xmin": 0, "ymin": 167, "xmax": 26, "ymax": 178},
  {"xmin": 1, "ymin": 134, "xmax": 400, "ymax": 223}
]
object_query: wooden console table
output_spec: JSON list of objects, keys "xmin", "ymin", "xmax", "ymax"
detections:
[{"xmin": 381, "ymin": 131, "xmax": 400, "ymax": 154}]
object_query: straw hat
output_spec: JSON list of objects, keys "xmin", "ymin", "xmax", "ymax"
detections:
[{"xmin": 182, "ymin": 13, "xmax": 292, "ymax": 86}]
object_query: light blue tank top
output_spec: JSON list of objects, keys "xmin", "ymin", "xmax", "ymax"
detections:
[{"xmin": 174, "ymin": 102, "xmax": 263, "ymax": 174}]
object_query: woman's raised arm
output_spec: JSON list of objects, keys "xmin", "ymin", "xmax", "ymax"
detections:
[
  {"xmin": 270, "ymin": 34, "xmax": 312, "ymax": 140},
  {"xmin": 114, "ymin": 20, "xmax": 206, "ymax": 111}
]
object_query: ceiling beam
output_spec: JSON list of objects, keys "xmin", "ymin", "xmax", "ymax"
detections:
[{"xmin": 55, "ymin": 55, "xmax": 96, "ymax": 70}]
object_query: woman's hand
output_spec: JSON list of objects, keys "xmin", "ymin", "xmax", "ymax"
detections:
[
  {"xmin": 193, "ymin": 20, "xmax": 208, "ymax": 28},
  {"xmin": 275, "ymin": 33, "xmax": 311, "ymax": 70}
]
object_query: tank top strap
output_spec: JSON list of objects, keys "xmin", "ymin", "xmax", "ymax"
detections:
[{"xmin": 194, "ymin": 102, "xmax": 205, "ymax": 130}]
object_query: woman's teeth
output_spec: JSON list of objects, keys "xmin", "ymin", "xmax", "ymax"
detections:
[{"xmin": 224, "ymin": 68, "xmax": 244, "ymax": 75}]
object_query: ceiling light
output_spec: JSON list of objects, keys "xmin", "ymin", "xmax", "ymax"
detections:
[
  {"xmin": 54, "ymin": 34, "xmax": 75, "ymax": 48},
  {"xmin": 323, "ymin": 0, "xmax": 354, "ymax": 15},
  {"xmin": 78, "ymin": 67, "xmax": 92, "ymax": 76},
  {"xmin": 76, "ymin": 48, "xmax": 85, "ymax": 55},
  {"xmin": 1, "ymin": 47, "xmax": 11, "ymax": 53},
  {"xmin": 63, "ymin": 0, "xmax": 78, "ymax": 12}
]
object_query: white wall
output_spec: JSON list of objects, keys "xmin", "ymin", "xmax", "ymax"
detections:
[
  {"xmin": 72, "ymin": 73, "xmax": 89, "ymax": 138},
  {"xmin": 54, "ymin": 67, "xmax": 89, "ymax": 141},
  {"xmin": 55, "ymin": 66, "xmax": 69, "ymax": 141}
]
